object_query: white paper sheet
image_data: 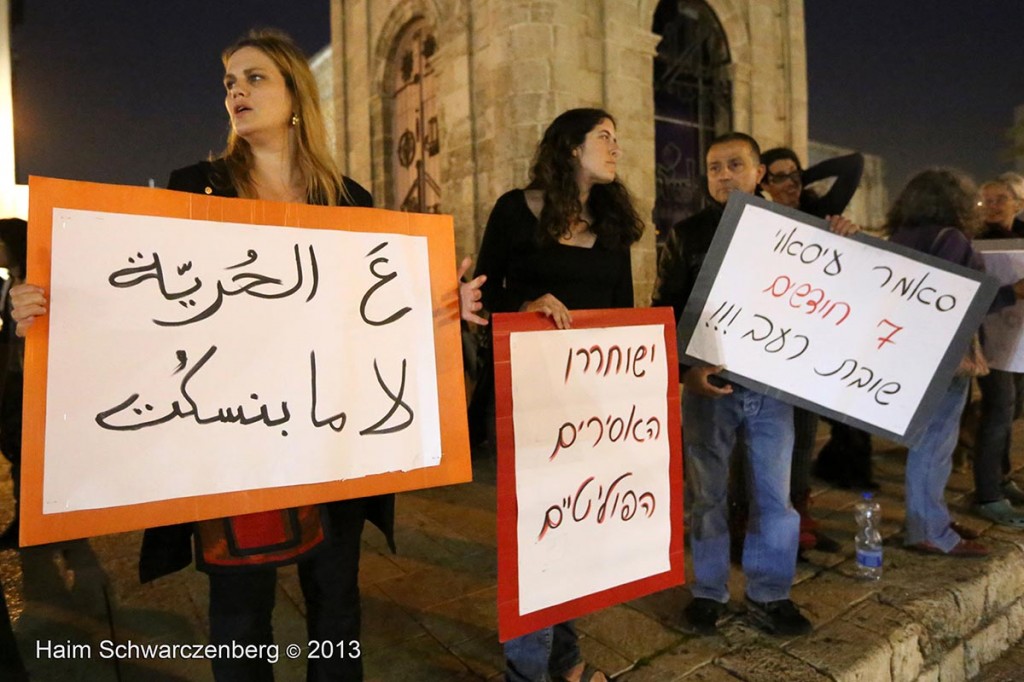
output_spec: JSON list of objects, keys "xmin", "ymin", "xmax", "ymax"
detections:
[
  {"xmin": 510, "ymin": 325, "xmax": 671, "ymax": 615},
  {"xmin": 685, "ymin": 204, "xmax": 982, "ymax": 436},
  {"xmin": 978, "ymin": 249, "xmax": 1024, "ymax": 372},
  {"xmin": 43, "ymin": 208, "xmax": 441, "ymax": 513}
]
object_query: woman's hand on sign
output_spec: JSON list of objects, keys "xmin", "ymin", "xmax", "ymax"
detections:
[
  {"xmin": 683, "ymin": 364, "xmax": 733, "ymax": 398},
  {"xmin": 1013, "ymin": 278, "xmax": 1024, "ymax": 301},
  {"xmin": 10, "ymin": 283, "xmax": 47, "ymax": 337},
  {"xmin": 826, "ymin": 214, "xmax": 860, "ymax": 237},
  {"xmin": 522, "ymin": 293, "xmax": 572, "ymax": 329},
  {"xmin": 457, "ymin": 257, "xmax": 489, "ymax": 326}
]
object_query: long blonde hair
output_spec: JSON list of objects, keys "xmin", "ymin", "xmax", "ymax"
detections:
[{"xmin": 220, "ymin": 28, "xmax": 351, "ymax": 205}]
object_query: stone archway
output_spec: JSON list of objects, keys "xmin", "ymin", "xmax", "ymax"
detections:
[
  {"xmin": 650, "ymin": 0, "xmax": 733, "ymax": 241},
  {"xmin": 383, "ymin": 17, "xmax": 442, "ymax": 213}
]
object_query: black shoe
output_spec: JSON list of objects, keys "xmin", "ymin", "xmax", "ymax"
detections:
[
  {"xmin": 682, "ymin": 597, "xmax": 725, "ymax": 636},
  {"xmin": 745, "ymin": 597, "xmax": 812, "ymax": 636}
]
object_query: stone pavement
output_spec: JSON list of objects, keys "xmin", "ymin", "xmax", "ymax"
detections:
[{"xmin": 3, "ymin": 420, "xmax": 1024, "ymax": 681}]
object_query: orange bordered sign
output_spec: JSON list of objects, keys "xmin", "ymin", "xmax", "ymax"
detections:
[{"xmin": 21, "ymin": 176, "xmax": 471, "ymax": 545}]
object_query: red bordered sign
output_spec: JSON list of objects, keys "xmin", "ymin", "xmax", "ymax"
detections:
[{"xmin": 493, "ymin": 307, "xmax": 684, "ymax": 642}]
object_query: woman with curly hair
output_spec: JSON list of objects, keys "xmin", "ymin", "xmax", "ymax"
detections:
[
  {"xmin": 888, "ymin": 169, "xmax": 1024, "ymax": 557},
  {"xmin": 474, "ymin": 108, "xmax": 644, "ymax": 682}
]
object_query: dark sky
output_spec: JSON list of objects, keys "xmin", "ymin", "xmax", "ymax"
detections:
[
  {"xmin": 11, "ymin": 2, "xmax": 1024, "ymax": 195},
  {"xmin": 805, "ymin": 1, "xmax": 1024, "ymax": 194},
  {"xmin": 11, "ymin": 1, "xmax": 330, "ymax": 186}
]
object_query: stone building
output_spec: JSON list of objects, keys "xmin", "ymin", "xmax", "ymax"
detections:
[
  {"xmin": 321, "ymin": 0, "xmax": 810, "ymax": 304},
  {"xmin": 1015, "ymin": 104, "xmax": 1024, "ymax": 175}
]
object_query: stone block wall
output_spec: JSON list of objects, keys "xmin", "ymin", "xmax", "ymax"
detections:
[{"xmin": 328, "ymin": 0, "xmax": 808, "ymax": 305}]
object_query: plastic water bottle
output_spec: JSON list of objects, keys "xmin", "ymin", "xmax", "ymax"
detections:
[{"xmin": 854, "ymin": 492, "xmax": 882, "ymax": 580}]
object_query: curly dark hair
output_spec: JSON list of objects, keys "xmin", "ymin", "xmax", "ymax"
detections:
[
  {"xmin": 526, "ymin": 108, "xmax": 644, "ymax": 249},
  {"xmin": 885, "ymin": 168, "xmax": 980, "ymax": 236},
  {"xmin": 760, "ymin": 146, "xmax": 801, "ymax": 171}
]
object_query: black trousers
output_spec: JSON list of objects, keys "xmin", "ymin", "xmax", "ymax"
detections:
[{"xmin": 208, "ymin": 499, "xmax": 366, "ymax": 682}]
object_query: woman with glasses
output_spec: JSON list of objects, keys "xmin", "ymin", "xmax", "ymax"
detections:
[
  {"xmin": 972, "ymin": 177, "xmax": 1024, "ymax": 528},
  {"xmin": 758, "ymin": 148, "xmax": 866, "ymax": 553}
]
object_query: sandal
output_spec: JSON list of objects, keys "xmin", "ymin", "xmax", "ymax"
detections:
[
  {"xmin": 973, "ymin": 500, "xmax": 1024, "ymax": 529},
  {"xmin": 909, "ymin": 538, "xmax": 989, "ymax": 557}
]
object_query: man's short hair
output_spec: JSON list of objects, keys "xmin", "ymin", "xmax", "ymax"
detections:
[{"xmin": 707, "ymin": 132, "xmax": 761, "ymax": 162}]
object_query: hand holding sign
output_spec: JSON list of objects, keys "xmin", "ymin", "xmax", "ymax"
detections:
[{"xmin": 10, "ymin": 283, "xmax": 46, "ymax": 336}]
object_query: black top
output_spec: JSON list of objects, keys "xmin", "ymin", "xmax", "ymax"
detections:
[
  {"xmin": 474, "ymin": 189, "xmax": 634, "ymax": 313},
  {"xmin": 800, "ymin": 152, "xmax": 864, "ymax": 219},
  {"xmin": 139, "ymin": 160, "xmax": 391, "ymax": 584},
  {"xmin": 978, "ymin": 222, "xmax": 1017, "ymax": 240},
  {"xmin": 1013, "ymin": 218, "xmax": 1024, "ymax": 238},
  {"xmin": 165, "ymin": 160, "xmax": 374, "ymax": 208}
]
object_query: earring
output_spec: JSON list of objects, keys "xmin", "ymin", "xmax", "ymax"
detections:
[{"xmin": 291, "ymin": 113, "xmax": 300, "ymax": 127}]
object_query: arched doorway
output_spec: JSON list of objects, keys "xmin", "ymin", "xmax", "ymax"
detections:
[
  {"xmin": 385, "ymin": 18, "xmax": 441, "ymax": 213},
  {"xmin": 652, "ymin": 0, "xmax": 732, "ymax": 241}
]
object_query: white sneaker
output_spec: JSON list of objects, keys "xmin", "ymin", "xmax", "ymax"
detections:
[{"xmin": 974, "ymin": 499, "xmax": 1024, "ymax": 529}]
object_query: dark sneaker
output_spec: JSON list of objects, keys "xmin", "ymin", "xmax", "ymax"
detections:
[
  {"xmin": 745, "ymin": 597, "xmax": 812, "ymax": 636},
  {"xmin": 682, "ymin": 597, "xmax": 725, "ymax": 636}
]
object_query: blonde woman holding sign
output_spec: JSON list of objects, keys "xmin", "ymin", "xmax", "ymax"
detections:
[{"xmin": 11, "ymin": 28, "xmax": 485, "ymax": 682}]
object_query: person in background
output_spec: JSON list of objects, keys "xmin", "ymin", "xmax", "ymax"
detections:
[
  {"xmin": 996, "ymin": 172, "xmax": 1024, "ymax": 419},
  {"xmin": 972, "ymin": 177, "xmax": 1024, "ymax": 527},
  {"xmin": 0, "ymin": 218, "xmax": 28, "ymax": 681},
  {"xmin": 888, "ymin": 169, "xmax": 1024, "ymax": 556},
  {"xmin": 474, "ymin": 107, "xmax": 644, "ymax": 682},
  {"xmin": 758, "ymin": 148, "xmax": 866, "ymax": 554},
  {"xmin": 0, "ymin": 219, "xmax": 25, "ymax": 551},
  {"xmin": 996, "ymin": 172, "xmax": 1024, "ymax": 237}
]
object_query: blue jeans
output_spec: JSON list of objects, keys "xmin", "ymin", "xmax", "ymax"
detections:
[
  {"xmin": 905, "ymin": 376, "xmax": 970, "ymax": 551},
  {"xmin": 684, "ymin": 386, "xmax": 798, "ymax": 603},
  {"xmin": 504, "ymin": 622, "xmax": 580, "ymax": 682}
]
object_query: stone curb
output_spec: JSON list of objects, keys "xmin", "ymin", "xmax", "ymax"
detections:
[{"xmin": 617, "ymin": 533, "xmax": 1024, "ymax": 681}]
